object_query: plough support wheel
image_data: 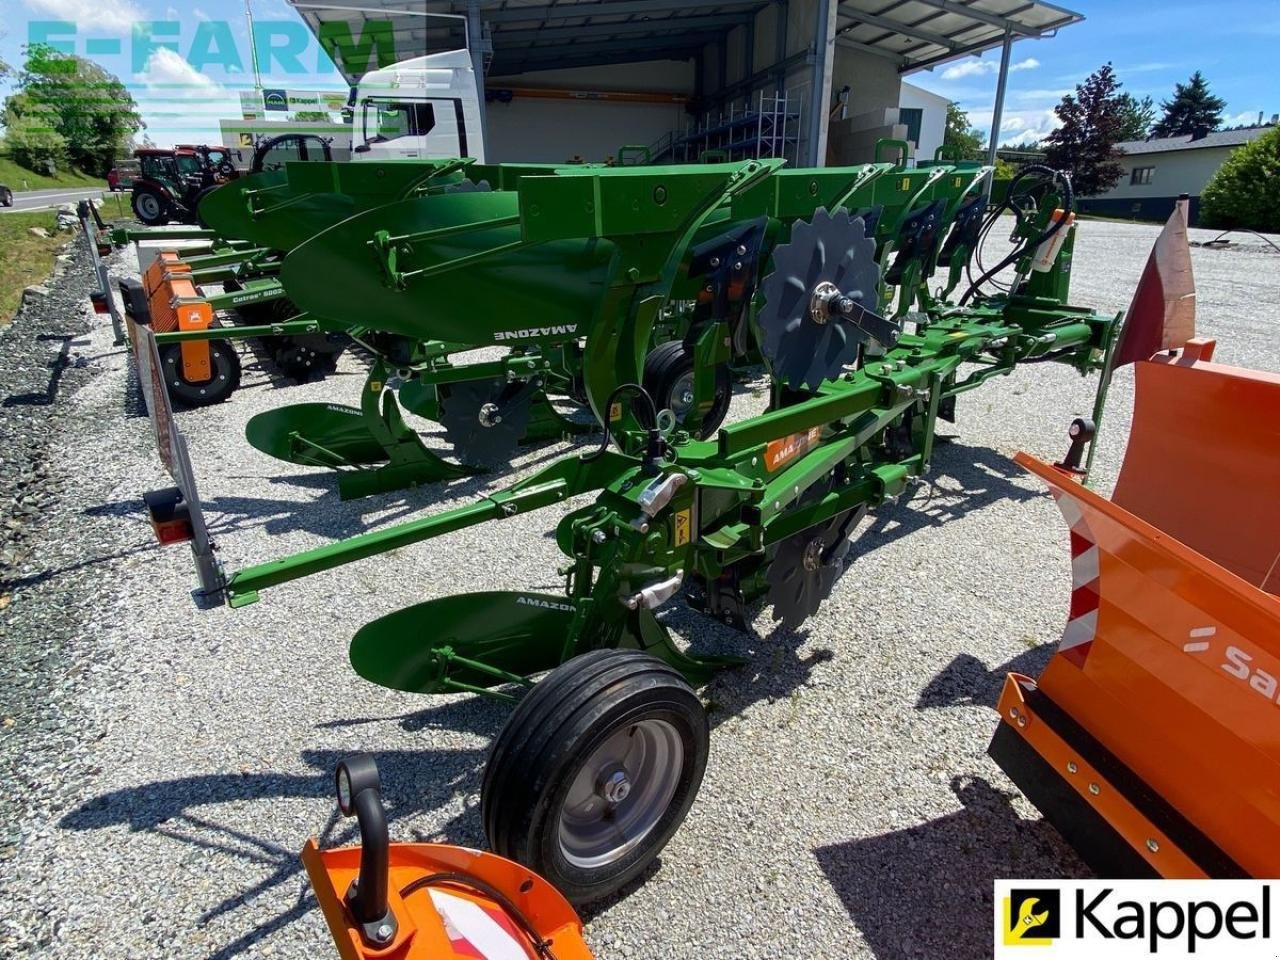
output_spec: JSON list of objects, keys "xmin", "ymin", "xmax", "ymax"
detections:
[
  {"xmin": 482, "ymin": 650, "xmax": 709, "ymax": 905},
  {"xmin": 159, "ymin": 341, "xmax": 240, "ymax": 407},
  {"xmin": 349, "ymin": 592, "xmax": 575, "ymax": 697}
]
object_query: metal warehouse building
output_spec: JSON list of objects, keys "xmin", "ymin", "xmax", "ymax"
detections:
[{"xmin": 289, "ymin": 0, "xmax": 1085, "ymax": 167}]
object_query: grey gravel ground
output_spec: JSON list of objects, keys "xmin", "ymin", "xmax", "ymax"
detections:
[{"xmin": 1, "ymin": 220, "xmax": 1277, "ymax": 960}]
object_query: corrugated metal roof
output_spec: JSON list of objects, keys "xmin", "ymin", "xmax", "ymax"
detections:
[
  {"xmin": 290, "ymin": 0, "xmax": 1086, "ymax": 84},
  {"xmin": 1118, "ymin": 126, "xmax": 1276, "ymax": 156},
  {"xmin": 836, "ymin": 0, "xmax": 1084, "ymax": 74}
]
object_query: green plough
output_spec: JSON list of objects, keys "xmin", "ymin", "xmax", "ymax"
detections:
[{"xmin": 147, "ymin": 154, "xmax": 1119, "ymax": 903}]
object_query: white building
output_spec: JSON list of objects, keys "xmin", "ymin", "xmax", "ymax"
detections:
[
  {"xmin": 1080, "ymin": 124, "xmax": 1276, "ymax": 224},
  {"xmin": 897, "ymin": 81, "xmax": 949, "ymax": 163}
]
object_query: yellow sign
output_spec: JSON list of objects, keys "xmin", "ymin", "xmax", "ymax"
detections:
[
  {"xmin": 1002, "ymin": 891, "xmax": 1058, "ymax": 947},
  {"xmin": 609, "ymin": 402, "xmax": 622, "ymax": 422},
  {"xmin": 900, "ymin": 176, "xmax": 911, "ymax": 191},
  {"xmin": 673, "ymin": 509, "xmax": 691, "ymax": 546}
]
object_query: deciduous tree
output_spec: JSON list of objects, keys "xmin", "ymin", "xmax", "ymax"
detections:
[{"xmin": 1042, "ymin": 63, "xmax": 1126, "ymax": 196}]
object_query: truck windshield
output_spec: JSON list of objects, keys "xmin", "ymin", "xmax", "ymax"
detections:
[{"xmin": 362, "ymin": 100, "xmax": 436, "ymax": 144}]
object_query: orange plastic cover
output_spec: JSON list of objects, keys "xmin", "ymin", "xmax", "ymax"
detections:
[
  {"xmin": 1012, "ymin": 346, "xmax": 1280, "ymax": 877},
  {"xmin": 302, "ymin": 840, "xmax": 593, "ymax": 960},
  {"xmin": 141, "ymin": 250, "xmax": 212, "ymax": 381}
]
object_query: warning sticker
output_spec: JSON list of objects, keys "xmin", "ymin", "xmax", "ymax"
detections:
[
  {"xmin": 609, "ymin": 402, "xmax": 623, "ymax": 422},
  {"xmin": 673, "ymin": 508, "xmax": 691, "ymax": 547}
]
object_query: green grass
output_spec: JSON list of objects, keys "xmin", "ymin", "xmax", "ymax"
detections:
[
  {"xmin": 0, "ymin": 155, "xmax": 102, "ymax": 192},
  {"xmin": 0, "ymin": 211, "xmax": 66, "ymax": 323}
]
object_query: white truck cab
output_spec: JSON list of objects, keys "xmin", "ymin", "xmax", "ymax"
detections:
[{"xmin": 352, "ymin": 48, "xmax": 485, "ymax": 162}]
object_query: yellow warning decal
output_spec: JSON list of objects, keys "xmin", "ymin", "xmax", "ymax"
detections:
[
  {"xmin": 673, "ymin": 509, "xmax": 691, "ymax": 546},
  {"xmin": 609, "ymin": 402, "xmax": 623, "ymax": 422},
  {"xmin": 900, "ymin": 176, "xmax": 911, "ymax": 191},
  {"xmin": 953, "ymin": 176, "xmax": 963, "ymax": 188},
  {"xmin": 369, "ymin": 380, "xmax": 383, "ymax": 392}
]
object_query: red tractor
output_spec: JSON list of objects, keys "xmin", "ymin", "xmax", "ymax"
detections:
[{"xmin": 129, "ymin": 145, "xmax": 240, "ymax": 226}]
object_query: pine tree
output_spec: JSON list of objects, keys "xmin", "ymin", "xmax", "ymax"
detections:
[
  {"xmin": 1151, "ymin": 71, "xmax": 1226, "ymax": 138},
  {"xmin": 1042, "ymin": 63, "xmax": 1126, "ymax": 197}
]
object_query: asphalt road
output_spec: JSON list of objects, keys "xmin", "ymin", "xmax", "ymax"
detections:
[{"xmin": 0, "ymin": 185, "xmax": 108, "ymax": 214}]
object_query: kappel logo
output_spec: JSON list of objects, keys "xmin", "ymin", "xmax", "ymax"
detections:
[
  {"xmin": 1004, "ymin": 889, "xmax": 1061, "ymax": 946},
  {"xmin": 995, "ymin": 880, "xmax": 1279, "ymax": 958}
]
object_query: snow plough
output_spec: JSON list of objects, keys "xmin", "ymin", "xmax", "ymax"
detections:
[{"xmin": 990, "ymin": 337, "xmax": 1280, "ymax": 879}]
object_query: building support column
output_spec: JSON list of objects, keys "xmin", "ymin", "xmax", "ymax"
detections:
[
  {"xmin": 805, "ymin": 0, "xmax": 838, "ymax": 166},
  {"xmin": 986, "ymin": 26, "xmax": 1013, "ymax": 167},
  {"xmin": 467, "ymin": 0, "xmax": 489, "ymax": 159}
]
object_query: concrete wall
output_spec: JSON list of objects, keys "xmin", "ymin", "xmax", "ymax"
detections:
[
  {"xmin": 824, "ymin": 45, "xmax": 904, "ymax": 164},
  {"xmin": 484, "ymin": 61, "xmax": 694, "ymax": 163}
]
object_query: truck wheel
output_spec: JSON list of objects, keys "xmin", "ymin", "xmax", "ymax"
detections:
[
  {"xmin": 159, "ymin": 340, "xmax": 241, "ymax": 407},
  {"xmin": 643, "ymin": 340, "xmax": 731, "ymax": 439},
  {"xmin": 132, "ymin": 188, "xmax": 170, "ymax": 226},
  {"xmin": 482, "ymin": 650, "xmax": 709, "ymax": 905}
]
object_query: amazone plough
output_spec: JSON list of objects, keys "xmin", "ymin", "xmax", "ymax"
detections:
[{"xmin": 142, "ymin": 153, "xmax": 1124, "ymax": 905}]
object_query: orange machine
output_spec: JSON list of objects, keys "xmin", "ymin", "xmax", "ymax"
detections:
[
  {"xmin": 140, "ymin": 251, "xmax": 214, "ymax": 383},
  {"xmin": 990, "ymin": 339, "xmax": 1280, "ymax": 878},
  {"xmin": 304, "ymin": 755, "xmax": 594, "ymax": 960}
]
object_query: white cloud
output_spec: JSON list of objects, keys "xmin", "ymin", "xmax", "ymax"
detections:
[
  {"xmin": 133, "ymin": 47, "xmax": 237, "ymax": 148},
  {"xmin": 940, "ymin": 56, "xmax": 1039, "ymax": 81},
  {"xmin": 22, "ymin": 0, "xmax": 143, "ymax": 34}
]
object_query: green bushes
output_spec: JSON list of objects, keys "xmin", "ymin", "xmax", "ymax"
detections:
[{"xmin": 1199, "ymin": 127, "xmax": 1280, "ymax": 233}]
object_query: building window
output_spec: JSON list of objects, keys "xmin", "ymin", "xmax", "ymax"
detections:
[
  {"xmin": 899, "ymin": 107, "xmax": 923, "ymax": 148},
  {"xmin": 1130, "ymin": 166, "xmax": 1155, "ymax": 186}
]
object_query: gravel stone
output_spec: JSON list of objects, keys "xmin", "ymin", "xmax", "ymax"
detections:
[{"xmin": 0, "ymin": 220, "xmax": 1276, "ymax": 959}]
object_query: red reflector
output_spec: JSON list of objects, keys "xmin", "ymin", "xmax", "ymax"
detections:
[
  {"xmin": 91, "ymin": 292, "xmax": 110, "ymax": 315},
  {"xmin": 151, "ymin": 517, "xmax": 194, "ymax": 545},
  {"xmin": 143, "ymin": 487, "xmax": 194, "ymax": 546}
]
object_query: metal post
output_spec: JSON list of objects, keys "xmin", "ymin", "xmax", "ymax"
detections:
[
  {"xmin": 806, "ymin": 0, "xmax": 837, "ymax": 167},
  {"xmin": 466, "ymin": 0, "xmax": 489, "ymax": 160},
  {"xmin": 986, "ymin": 27, "xmax": 1013, "ymax": 166},
  {"xmin": 774, "ymin": 0, "xmax": 788, "ymax": 95}
]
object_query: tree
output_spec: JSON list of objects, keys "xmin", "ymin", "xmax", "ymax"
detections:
[
  {"xmin": 1152, "ymin": 71, "xmax": 1225, "ymax": 138},
  {"xmin": 1042, "ymin": 63, "xmax": 1127, "ymax": 197},
  {"xmin": 944, "ymin": 102, "xmax": 985, "ymax": 158},
  {"xmin": 3, "ymin": 43, "xmax": 142, "ymax": 175},
  {"xmin": 1199, "ymin": 126, "xmax": 1280, "ymax": 232},
  {"xmin": 1115, "ymin": 92, "xmax": 1156, "ymax": 141},
  {"xmin": 1002, "ymin": 139, "xmax": 1046, "ymax": 152}
]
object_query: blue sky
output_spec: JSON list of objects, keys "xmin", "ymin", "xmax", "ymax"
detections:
[
  {"xmin": 906, "ymin": 0, "xmax": 1280, "ymax": 145},
  {"xmin": 1, "ymin": 0, "xmax": 1276, "ymax": 148}
]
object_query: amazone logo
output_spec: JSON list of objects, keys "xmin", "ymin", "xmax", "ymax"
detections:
[
  {"xmin": 494, "ymin": 324, "xmax": 577, "ymax": 342},
  {"xmin": 516, "ymin": 596, "xmax": 575, "ymax": 612}
]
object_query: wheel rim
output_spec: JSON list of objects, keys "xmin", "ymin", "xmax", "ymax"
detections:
[
  {"xmin": 138, "ymin": 194, "xmax": 160, "ymax": 219},
  {"xmin": 668, "ymin": 371, "xmax": 696, "ymax": 423},
  {"xmin": 557, "ymin": 718, "xmax": 684, "ymax": 869}
]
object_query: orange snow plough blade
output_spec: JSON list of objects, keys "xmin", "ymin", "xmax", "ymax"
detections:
[{"xmin": 990, "ymin": 340, "xmax": 1280, "ymax": 878}]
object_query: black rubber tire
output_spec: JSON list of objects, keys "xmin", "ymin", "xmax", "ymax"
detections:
[
  {"xmin": 159, "ymin": 340, "xmax": 241, "ymax": 407},
  {"xmin": 642, "ymin": 340, "xmax": 731, "ymax": 440},
  {"xmin": 131, "ymin": 187, "xmax": 170, "ymax": 226},
  {"xmin": 0, "ymin": 188, "xmax": 13, "ymax": 208},
  {"xmin": 482, "ymin": 650, "xmax": 709, "ymax": 905}
]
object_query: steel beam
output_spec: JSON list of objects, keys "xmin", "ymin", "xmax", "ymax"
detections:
[
  {"xmin": 467, "ymin": 0, "xmax": 488, "ymax": 160},
  {"xmin": 490, "ymin": 12, "xmax": 755, "ymax": 44},
  {"xmin": 909, "ymin": 0, "xmax": 1043, "ymax": 36},
  {"xmin": 835, "ymin": 7, "xmax": 958, "ymax": 50},
  {"xmin": 477, "ymin": 0, "xmax": 768, "ymax": 25},
  {"xmin": 986, "ymin": 27, "xmax": 1013, "ymax": 167},
  {"xmin": 806, "ymin": 0, "xmax": 837, "ymax": 167}
]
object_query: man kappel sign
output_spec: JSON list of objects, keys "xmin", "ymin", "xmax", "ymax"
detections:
[{"xmin": 995, "ymin": 881, "xmax": 1277, "ymax": 958}]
